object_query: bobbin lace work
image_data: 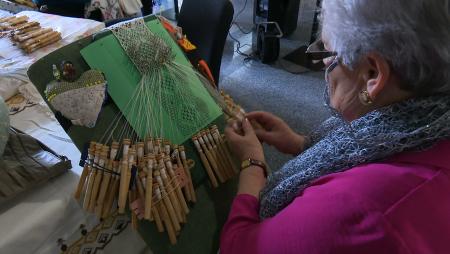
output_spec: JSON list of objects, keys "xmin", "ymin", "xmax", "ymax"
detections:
[{"xmin": 109, "ymin": 18, "xmax": 209, "ymax": 138}]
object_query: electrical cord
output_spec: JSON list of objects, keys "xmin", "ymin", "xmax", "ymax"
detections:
[
  {"xmin": 233, "ymin": 22, "xmax": 253, "ymax": 34},
  {"xmin": 228, "ymin": 0, "xmax": 258, "ymax": 60}
]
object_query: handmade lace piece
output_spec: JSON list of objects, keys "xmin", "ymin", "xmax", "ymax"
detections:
[
  {"xmin": 108, "ymin": 18, "xmax": 209, "ymax": 139},
  {"xmin": 45, "ymin": 70, "xmax": 107, "ymax": 128},
  {"xmin": 260, "ymin": 94, "xmax": 450, "ymax": 219}
]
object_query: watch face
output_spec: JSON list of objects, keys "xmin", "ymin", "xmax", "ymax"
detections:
[{"xmin": 241, "ymin": 159, "xmax": 251, "ymax": 169}]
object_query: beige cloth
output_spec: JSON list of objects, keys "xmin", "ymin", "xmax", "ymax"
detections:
[{"xmin": 120, "ymin": 0, "xmax": 143, "ymax": 15}]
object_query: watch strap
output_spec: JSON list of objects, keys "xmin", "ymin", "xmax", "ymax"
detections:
[{"xmin": 240, "ymin": 158, "xmax": 267, "ymax": 177}]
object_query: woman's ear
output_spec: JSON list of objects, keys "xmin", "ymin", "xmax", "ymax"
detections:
[{"xmin": 364, "ymin": 53, "xmax": 391, "ymax": 100}]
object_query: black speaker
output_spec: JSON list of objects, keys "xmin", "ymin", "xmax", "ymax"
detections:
[
  {"xmin": 254, "ymin": 0, "xmax": 300, "ymax": 37},
  {"xmin": 268, "ymin": 0, "xmax": 301, "ymax": 36},
  {"xmin": 256, "ymin": 24, "xmax": 280, "ymax": 64}
]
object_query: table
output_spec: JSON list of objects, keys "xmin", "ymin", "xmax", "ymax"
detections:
[{"xmin": 0, "ymin": 11, "xmax": 152, "ymax": 254}]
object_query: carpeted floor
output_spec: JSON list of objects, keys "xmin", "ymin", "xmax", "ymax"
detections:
[{"xmin": 218, "ymin": 0, "xmax": 330, "ymax": 170}]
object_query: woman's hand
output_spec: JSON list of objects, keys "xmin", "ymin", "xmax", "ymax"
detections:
[
  {"xmin": 246, "ymin": 111, "xmax": 307, "ymax": 156},
  {"xmin": 225, "ymin": 118, "xmax": 265, "ymax": 162},
  {"xmin": 225, "ymin": 118, "xmax": 266, "ymax": 199}
]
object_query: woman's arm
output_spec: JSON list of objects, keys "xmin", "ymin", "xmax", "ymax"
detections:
[{"xmin": 220, "ymin": 179, "xmax": 399, "ymax": 254}]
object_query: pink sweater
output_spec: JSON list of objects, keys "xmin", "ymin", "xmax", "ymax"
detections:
[{"xmin": 220, "ymin": 140, "xmax": 450, "ymax": 254}]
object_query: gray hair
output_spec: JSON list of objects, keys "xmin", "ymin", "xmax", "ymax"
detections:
[{"xmin": 320, "ymin": 0, "xmax": 450, "ymax": 95}]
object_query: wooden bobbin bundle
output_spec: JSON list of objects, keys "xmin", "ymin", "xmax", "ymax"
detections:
[
  {"xmin": 220, "ymin": 90, "xmax": 246, "ymax": 121},
  {"xmin": 74, "ymin": 137, "xmax": 197, "ymax": 245},
  {"xmin": 192, "ymin": 125, "xmax": 238, "ymax": 188},
  {"xmin": 0, "ymin": 15, "xmax": 61, "ymax": 53}
]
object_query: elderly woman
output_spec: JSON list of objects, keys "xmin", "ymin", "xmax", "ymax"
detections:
[{"xmin": 220, "ymin": 0, "xmax": 450, "ymax": 253}]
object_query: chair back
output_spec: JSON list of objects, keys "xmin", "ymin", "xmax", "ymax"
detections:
[{"xmin": 178, "ymin": 0, "xmax": 234, "ymax": 85}]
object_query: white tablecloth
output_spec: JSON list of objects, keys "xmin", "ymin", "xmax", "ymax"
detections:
[{"xmin": 0, "ymin": 11, "xmax": 152, "ymax": 254}]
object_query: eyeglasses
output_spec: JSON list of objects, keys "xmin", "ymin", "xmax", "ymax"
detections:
[{"xmin": 305, "ymin": 39, "xmax": 337, "ymax": 61}]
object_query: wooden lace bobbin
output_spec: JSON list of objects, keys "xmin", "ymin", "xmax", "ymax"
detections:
[
  {"xmin": 211, "ymin": 126, "xmax": 237, "ymax": 176},
  {"xmin": 129, "ymin": 149, "xmax": 137, "ymax": 182},
  {"xmin": 74, "ymin": 163, "xmax": 89, "ymax": 201},
  {"xmin": 136, "ymin": 164, "xmax": 146, "ymax": 200},
  {"xmin": 0, "ymin": 16, "xmax": 14, "ymax": 23},
  {"xmin": 198, "ymin": 133, "xmax": 223, "ymax": 181},
  {"xmin": 0, "ymin": 21, "xmax": 10, "ymax": 31},
  {"xmin": 144, "ymin": 156, "xmax": 155, "ymax": 220},
  {"xmin": 155, "ymin": 186, "xmax": 177, "ymax": 245},
  {"xmin": 102, "ymin": 145, "xmax": 110, "ymax": 156},
  {"xmin": 129, "ymin": 188, "xmax": 139, "ymax": 230},
  {"xmin": 145, "ymin": 137, "xmax": 154, "ymax": 155},
  {"xmin": 73, "ymin": 148, "xmax": 93, "ymax": 201},
  {"xmin": 212, "ymin": 126, "xmax": 238, "ymax": 174},
  {"xmin": 136, "ymin": 142, "xmax": 145, "ymax": 164},
  {"xmin": 154, "ymin": 170, "xmax": 181, "ymax": 232},
  {"xmin": 157, "ymin": 155, "xmax": 185, "ymax": 223},
  {"xmin": 152, "ymin": 204, "xmax": 164, "ymax": 232},
  {"xmin": 1, "ymin": 16, "xmax": 27, "ymax": 30},
  {"xmin": 111, "ymin": 141, "xmax": 120, "ymax": 160},
  {"xmin": 12, "ymin": 24, "xmax": 41, "ymax": 38},
  {"xmin": 101, "ymin": 161, "xmax": 120, "ymax": 218},
  {"xmin": 8, "ymin": 16, "xmax": 28, "ymax": 26},
  {"xmin": 171, "ymin": 145, "xmax": 192, "ymax": 202},
  {"xmin": 163, "ymin": 139, "xmax": 171, "ymax": 156},
  {"xmin": 219, "ymin": 132, "xmax": 239, "ymax": 175},
  {"xmin": 198, "ymin": 134, "xmax": 225, "ymax": 183},
  {"xmin": 208, "ymin": 128, "xmax": 234, "ymax": 179},
  {"xmin": 19, "ymin": 30, "xmax": 55, "ymax": 48},
  {"xmin": 11, "ymin": 21, "xmax": 39, "ymax": 33},
  {"xmin": 88, "ymin": 150, "xmax": 106, "ymax": 212},
  {"xmin": 202, "ymin": 130, "xmax": 229, "ymax": 180},
  {"xmin": 95, "ymin": 157, "xmax": 113, "ymax": 218},
  {"xmin": 24, "ymin": 32, "xmax": 62, "ymax": 54},
  {"xmin": 233, "ymin": 105, "xmax": 246, "ymax": 121},
  {"xmin": 83, "ymin": 145, "xmax": 101, "ymax": 210},
  {"xmin": 74, "ymin": 145, "xmax": 95, "ymax": 200},
  {"xmin": 154, "ymin": 138, "xmax": 162, "ymax": 155},
  {"xmin": 178, "ymin": 146, "xmax": 196, "ymax": 202},
  {"xmin": 122, "ymin": 139, "xmax": 131, "ymax": 158},
  {"xmin": 207, "ymin": 126, "xmax": 234, "ymax": 177},
  {"xmin": 118, "ymin": 156, "xmax": 130, "ymax": 214},
  {"xmin": 192, "ymin": 136, "xmax": 218, "ymax": 188},
  {"xmin": 200, "ymin": 131, "xmax": 220, "ymax": 170},
  {"xmin": 164, "ymin": 155, "xmax": 189, "ymax": 215}
]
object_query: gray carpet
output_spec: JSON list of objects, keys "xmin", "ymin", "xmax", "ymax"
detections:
[
  {"xmin": 220, "ymin": 60, "xmax": 330, "ymax": 170},
  {"xmin": 216, "ymin": 0, "xmax": 329, "ymax": 170}
]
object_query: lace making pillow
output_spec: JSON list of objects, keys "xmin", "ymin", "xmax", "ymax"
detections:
[{"xmin": 45, "ymin": 70, "xmax": 107, "ymax": 128}]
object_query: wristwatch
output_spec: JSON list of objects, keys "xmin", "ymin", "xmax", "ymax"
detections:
[{"xmin": 240, "ymin": 158, "xmax": 268, "ymax": 177}]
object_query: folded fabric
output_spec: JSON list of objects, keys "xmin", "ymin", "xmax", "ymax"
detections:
[
  {"xmin": 0, "ymin": 128, "xmax": 71, "ymax": 205},
  {"xmin": 0, "ymin": 75, "xmax": 27, "ymax": 101}
]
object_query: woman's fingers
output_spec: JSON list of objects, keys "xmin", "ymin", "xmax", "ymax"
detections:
[
  {"xmin": 241, "ymin": 118, "xmax": 255, "ymax": 136},
  {"xmin": 225, "ymin": 125, "xmax": 241, "ymax": 143},
  {"xmin": 254, "ymin": 128, "xmax": 273, "ymax": 143},
  {"xmin": 246, "ymin": 111, "xmax": 277, "ymax": 129}
]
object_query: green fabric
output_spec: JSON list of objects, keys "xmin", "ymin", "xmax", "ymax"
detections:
[{"xmin": 80, "ymin": 18, "xmax": 222, "ymax": 144}]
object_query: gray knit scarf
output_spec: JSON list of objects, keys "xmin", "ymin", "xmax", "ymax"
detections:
[{"xmin": 259, "ymin": 94, "xmax": 450, "ymax": 219}]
